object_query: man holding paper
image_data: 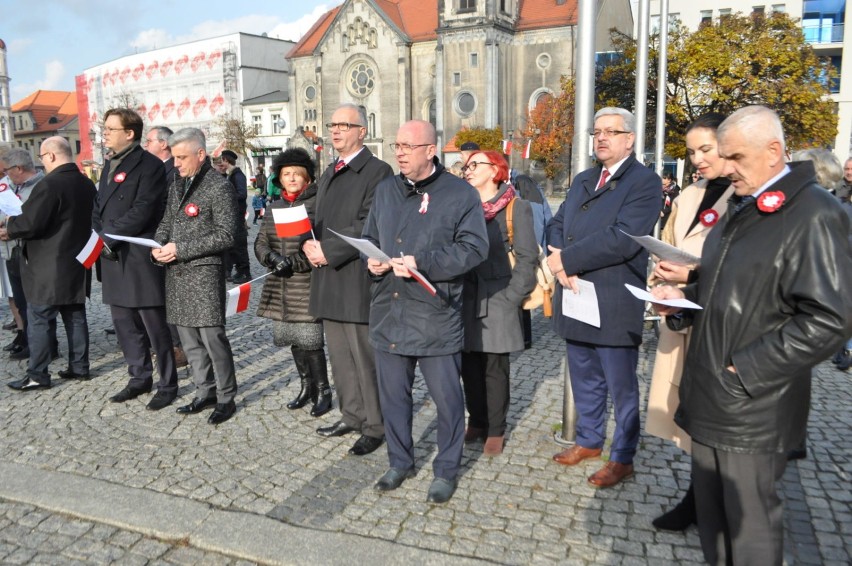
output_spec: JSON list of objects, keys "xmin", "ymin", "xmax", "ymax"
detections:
[
  {"xmin": 363, "ymin": 119, "xmax": 489, "ymax": 503},
  {"xmin": 652, "ymin": 106, "xmax": 852, "ymax": 565},
  {"xmin": 545, "ymin": 107, "xmax": 660, "ymax": 488},
  {"xmin": 92, "ymin": 108, "xmax": 178, "ymax": 410}
]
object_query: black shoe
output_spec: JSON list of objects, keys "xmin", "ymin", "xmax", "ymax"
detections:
[
  {"xmin": 3, "ymin": 331, "xmax": 24, "ymax": 351},
  {"xmin": 8, "ymin": 345, "xmax": 29, "ymax": 359},
  {"xmin": 146, "ymin": 391, "xmax": 177, "ymax": 411},
  {"xmin": 3, "ymin": 320, "xmax": 17, "ymax": 331},
  {"xmin": 787, "ymin": 447, "xmax": 808, "ymax": 461},
  {"xmin": 109, "ymin": 385, "xmax": 152, "ymax": 403},
  {"xmin": 426, "ymin": 477, "xmax": 457, "ymax": 503},
  {"xmin": 232, "ymin": 273, "xmax": 251, "ymax": 284},
  {"xmin": 104, "ymin": 327, "xmax": 116, "ymax": 335},
  {"xmin": 208, "ymin": 401, "xmax": 236, "ymax": 424},
  {"xmin": 349, "ymin": 435, "xmax": 384, "ymax": 456},
  {"xmin": 176, "ymin": 396, "xmax": 217, "ymax": 414},
  {"xmin": 374, "ymin": 467, "xmax": 415, "ymax": 492},
  {"xmin": 316, "ymin": 420, "xmax": 357, "ymax": 437},
  {"xmin": 58, "ymin": 369, "xmax": 91, "ymax": 380},
  {"xmin": 652, "ymin": 486, "xmax": 696, "ymax": 531},
  {"xmin": 8, "ymin": 377, "xmax": 51, "ymax": 391}
]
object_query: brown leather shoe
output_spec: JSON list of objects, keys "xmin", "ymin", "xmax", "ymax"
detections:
[
  {"xmin": 464, "ymin": 427, "xmax": 487, "ymax": 443},
  {"xmin": 174, "ymin": 347, "xmax": 188, "ymax": 368},
  {"xmin": 588, "ymin": 461, "xmax": 634, "ymax": 488},
  {"xmin": 552, "ymin": 445, "xmax": 602, "ymax": 466},
  {"xmin": 483, "ymin": 435, "xmax": 504, "ymax": 456}
]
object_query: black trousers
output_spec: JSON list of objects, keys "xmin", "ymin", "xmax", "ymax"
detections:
[
  {"xmin": 460, "ymin": 351, "xmax": 510, "ymax": 436},
  {"xmin": 111, "ymin": 305, "xmax": 178, "ymax": 394},
  {"xmin": 225, "ymin": 222, "xmax": 250, "ymax": 276}
]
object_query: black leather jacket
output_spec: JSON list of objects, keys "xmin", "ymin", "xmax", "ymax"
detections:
[{"xmin": 675, "ymin": 162, "xmax": 852, "ymax": 453}]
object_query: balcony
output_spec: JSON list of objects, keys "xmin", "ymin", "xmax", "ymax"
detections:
[{"xmin": 802, "ymin": 23, "xmax": 845, "ymax": 44}]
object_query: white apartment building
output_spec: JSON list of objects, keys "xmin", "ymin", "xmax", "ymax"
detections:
[
  {"xmin": 76, "ymin": 33, "xmax": 294, "ymax": 168},
  {"xmin": 648, "ymin": 0, "xmax": 852, "ymax": 161}
]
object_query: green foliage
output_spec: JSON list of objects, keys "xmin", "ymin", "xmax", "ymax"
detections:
[
  {"xmin": 454, "ymin": 126, "xmax": 505, "ymax": 151},
  {"xmin": 596, "ymin": 12, "xmax": 838, "ymax": 159}
]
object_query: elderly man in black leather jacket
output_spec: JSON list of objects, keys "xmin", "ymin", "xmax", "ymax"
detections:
[{"xmin": 654, "ymin": 106, "xmax": 852, "ymax": 566}]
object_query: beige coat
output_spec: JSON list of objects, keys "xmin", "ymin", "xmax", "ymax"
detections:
[{"xmin": 645, "ymin": 179, "xmax": 734, "ymax": 451}]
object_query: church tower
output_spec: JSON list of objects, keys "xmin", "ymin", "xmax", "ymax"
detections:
[{"xmin": 0, "ymin": 39, "xmax": 12, "ymax": 145}]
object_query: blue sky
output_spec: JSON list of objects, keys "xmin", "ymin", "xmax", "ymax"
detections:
[{"xmin": 2, "ymin": 0, "xmax": 333, "ymax": 102}]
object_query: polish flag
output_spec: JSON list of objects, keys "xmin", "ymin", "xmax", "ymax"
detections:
[
  {"xmin": 522, "ymin": 140, "xmax": 532, "ymax": 159},
  {"xmin": 226, "ymin": 283, "xmax": 251, "ymax": 317},
  {"xmin": 502, "ymin": 139, "xmax": 513, "ymax": 155},
  {"xmin": 313, "ymin": 143, "xmax": 323, "ymax": 152},
  {"xmin": 272, "ymin": 205, "xmax": 312, "ymax": 238},
  {"xmin": 76, "ymin": 230, "xmax": 104, "ymax": 269}
]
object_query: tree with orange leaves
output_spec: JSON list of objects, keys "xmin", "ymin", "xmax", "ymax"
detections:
[{"xmin": 523, "ymin": 76, "xmax": 575, "ymax": 186}]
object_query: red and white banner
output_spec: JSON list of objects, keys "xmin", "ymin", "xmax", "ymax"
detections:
[
  {"xmin": 226, "ymin": 283, "xmax": 251, "ymax": 317},
  {"xmin": 522, "ymin": 140, "xmax": 532, "ymax": 159},
  {"xmin": 272, "ymin": 205, "xmax": 312, "ymax": 238},
  {"xmin": 313, "ymin": 143, "xmax": 323, "ymax": 152},
  {"xmin": 502, "ymin": 139, "xmax": 513, "ymax": 155},
  {"xmin": 76, "ymin": 230, "xmax": 104, "ymax": 269}
]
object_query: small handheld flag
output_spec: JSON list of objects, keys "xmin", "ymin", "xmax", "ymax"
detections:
[
  {"xmin": 272, "ymin": 205, "xmax": 312, "ymax": 238},
  {"xmin": 76, "ymin": 230, "xmax": 104, "ymax": 269},
  {"xmin": 226, "ymin": 283, "xmax": 251, "ymax": 317},
  {"xmin": 522, "ymin": 140, "xmax": 532, "ymax": 159}
]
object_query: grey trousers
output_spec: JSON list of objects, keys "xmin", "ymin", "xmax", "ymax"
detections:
[
  {"xmin": 323, "ymin": 320, "xmax": 383, "ymax": 438},
  {"xmin": 692, "ymin": 440, "xmax": 787, "ymax": 566},
  {"xmin": 177, "ymin": 325, "xmax": 237, "ymax": 404}
]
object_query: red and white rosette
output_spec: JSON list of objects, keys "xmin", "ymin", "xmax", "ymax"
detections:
[
  {"xmin": 699, "ymin": 209, "xmax": 719, "ymax": 227},
  {"xmin": 114, "ymin": 172, "xmax": 127, "ymax": 183},
  {"xmin": 184, "ymin": 203, "xmax": 200, "ymax": 217},
  {"xmin": 757, "ymin": 191, "xmax": 785, "ymax": 213}
]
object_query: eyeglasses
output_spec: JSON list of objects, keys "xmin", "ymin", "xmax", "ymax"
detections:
[
  {"xmin": 389, "ymin": 143, "xmax": 431, "ymax": 154},
  {"xmin": 143, "ymin": 137, "xmax": 161, "ymax": 146},
  {"xmin": 0, "ymin": 165, "xmax": 20, "ymax": 175},
  {"xmin": 326, "ymin": 122, "xmax": 364, "ymax": 132},
  {"xmin": 102, "ymin": 126, "xmax": 128, "ymax": 133},
  {"xmin": 589, "ymin": 129, "xmax": 631, "ymax": 139},
  {"xmin": 461, "ymin": 160, "xmax": 494, "ymax": 172},
  {"xmin": 37, "ymin": 152, "xmax": 52, "ymax": 160}
]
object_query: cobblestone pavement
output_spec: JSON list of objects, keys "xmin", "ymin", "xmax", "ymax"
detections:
[{"xmin": 0, "ymin": 221, "xmax": 849, "ymax": 565}]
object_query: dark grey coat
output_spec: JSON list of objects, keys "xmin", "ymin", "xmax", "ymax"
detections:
[
  {"xmin": 462, "ymin": 187, "xmax": 538, "ymax": 353},
  {"xmin": 154, "ymin": 161, "xmax": 237, "ymax": 327}
]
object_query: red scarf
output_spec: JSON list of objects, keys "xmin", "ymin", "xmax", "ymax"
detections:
[
  {"xmin": 481, "ymin": 183, "xmax": 516, "ymax": 221},
  {"xmin": 282, "ymin": 187, "xmax": 306, "ymax": 202}
]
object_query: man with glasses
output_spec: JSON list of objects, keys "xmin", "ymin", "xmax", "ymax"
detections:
[
  {"xmin": 2, "ymin": 137, "xmax": 95, "ymax": 391},
  {"xmin": 303, "ymin": 103, "xmax": 393, "ymax": 457},
  {"xmin": 93, "ymin": 108, "xmax": 178, "ymax": 410},
  {"xmin": 363, "ymin": 119, "xmax": 488, "ymax": 503},
  {"xmin": 546, "ymin": 107, "xmax": 660, "ymax": 488}
]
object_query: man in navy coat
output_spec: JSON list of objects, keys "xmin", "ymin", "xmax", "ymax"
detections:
[
  {"xmin": 546, "ymin": 107, "xmax": 660, "ymax": 488},
  {"xmin": 93, "ymin": 108, "xmax": 177, "ymax": 410}
]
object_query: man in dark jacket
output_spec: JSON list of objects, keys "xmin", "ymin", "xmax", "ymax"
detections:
[
  {"xmin": 93, "ymin": 108, "xmax": 178, "ymax": 410},
  {"xmin": 546, "ymin": 107, "xmax": 660, "ymax": 488},
  {"xmin": 153, "ymin": 128, "xmax": 239, "ymax": 425},
  {"xmin": 221, "ymin": 149, "xmax": 251, "ymax": 283},
  {"xmin": 363, "ymin": 120, "xmax": 489, "ymax": 503},
  {"xmin": 2, "ymin": 137, "xmax": 96, "ymax": 391},
  {"xmin": 303, "ymin": 103, "xmax": 393, "ymax": 456},
  {"xmin": 654, "ymin": 106, "xmax": 852, "ymax": 566}
]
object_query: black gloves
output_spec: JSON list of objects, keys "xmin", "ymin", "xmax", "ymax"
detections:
[
  {"xmin": 265, "ymin": 252, "xmax": 294, "ymax": 278},
  {"xmin": 100, "ymin": 241, "xmax": 118, "ymax": 261}
]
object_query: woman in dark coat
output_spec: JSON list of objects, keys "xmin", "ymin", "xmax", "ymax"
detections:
[
  {"xmin": 460, "ymin": 150, "xmax": 538, "ymax": 455},
  {"xmin": 254, "ymin": 148, "xmax": 331, "ymax": 416}
]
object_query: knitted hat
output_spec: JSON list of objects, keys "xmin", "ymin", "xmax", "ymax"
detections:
[
  {"xmin": 220, "ymin": 149, "xmax": 238, "ymax": 163},
  {"xmin": 271, "ymin": 148, "xmax": 316, "ymax": 185}
]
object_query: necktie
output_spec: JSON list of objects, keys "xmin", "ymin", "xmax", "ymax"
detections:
[
  {"xmin": 334, "ymin": 160, "xmax": 346, "ymax": 173},
  {"xmin": 732, "ymin": 195, "xmax": 755, "ymax": 215},
  {"xmin": 596, "ymin": 169, "xmax": 610, "ymax": 190}
]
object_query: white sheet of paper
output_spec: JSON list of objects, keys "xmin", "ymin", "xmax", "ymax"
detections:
[
  {"xmin": 621, "ymin": 230, "xmax": 700, "ymax": 265},
  {"xmin": 624, "ymin": 283, "xmax": 703, "ymax": 309},
  {"xmin": 105, "ymin": 233, "xmax": 163, "ymax": 248},
  {"xmin": 329, "ymin": 229, "xmax": 392, "ymax": 263},
  {"xmin": 561, "ymin": 278, "xmax": 600, "ymax": 328},
  {"xmin": 0, "ymin": 186, "xmax": 22, "ymax": 216}
]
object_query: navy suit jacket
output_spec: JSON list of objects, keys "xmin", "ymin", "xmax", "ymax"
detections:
[{"xmin": 546, "ymin": 154, "xmax": 660, "ymax": 346}]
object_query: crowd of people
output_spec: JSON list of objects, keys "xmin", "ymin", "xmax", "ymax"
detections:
[{"xmin": 0, "ymin": 102, "xmax": 850, "ymax": 564}]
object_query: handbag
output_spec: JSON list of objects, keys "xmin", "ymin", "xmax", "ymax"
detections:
[{"xmin": 505, "ymin": 198, "xmax": 555, "ymax": 317}]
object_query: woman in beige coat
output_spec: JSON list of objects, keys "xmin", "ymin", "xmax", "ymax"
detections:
[{"xmin": 646, "ymin": 113, "xmax": 735, "ymax": 531}]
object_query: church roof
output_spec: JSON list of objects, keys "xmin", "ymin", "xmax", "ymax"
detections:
[
  {"xmin": 11, "ymin": 90, "xmax": 78, "ymax": 134},
  {"xmin": 289, "ymin": 1, "xmax": 578, "ymax": 59}
]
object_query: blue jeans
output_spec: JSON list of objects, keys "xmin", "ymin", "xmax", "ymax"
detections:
[{"xmin": 27, "ymin": 303, "xmax": 89, "ymax": 385}]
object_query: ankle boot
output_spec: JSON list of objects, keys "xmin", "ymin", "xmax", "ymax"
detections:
[
  {"xmin": 3, "ymin": 330, "xmax": 24, "ymax": 352},
  {"xmin": 287, "ymin": 346, "xmax": 314, "ymax": 410},
  {"xmin": 652, "ymin": 483, "xmax": 696, "ymax": 531},
  {"xmin": 305, "ymin": 349, "xmax": 332, "ymax": 417}
]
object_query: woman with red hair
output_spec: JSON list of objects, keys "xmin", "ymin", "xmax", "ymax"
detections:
[{"xmin": 460, "ymin": 150, "xmax": 538, "ymax": 455}]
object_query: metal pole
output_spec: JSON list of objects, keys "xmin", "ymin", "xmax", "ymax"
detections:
[
  {"xmin": 572, "ymin": 0, "xmax": 597, "ymax": 177},
  {"xmin": 634, "ymin": 0, "xmax": 651, "ymax": 161},
  {"xmin": 654, "ymin": 0, "xmax": 669, "ymax": 177},
  {"xmin": 554, "ymin": 355, "xmax": 578, "ymax": 446}
]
